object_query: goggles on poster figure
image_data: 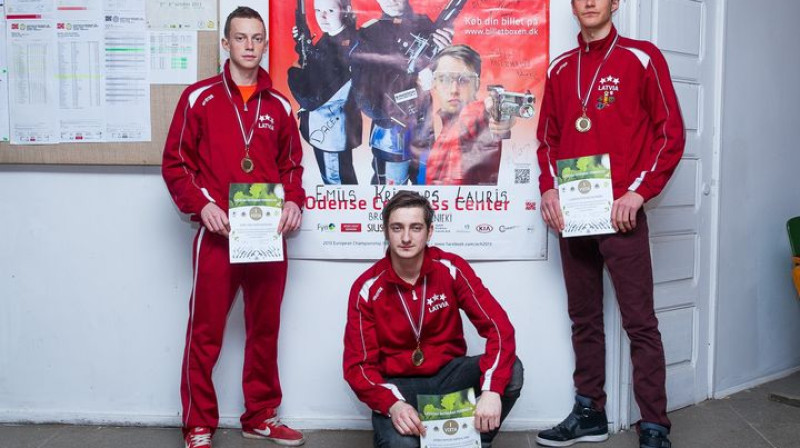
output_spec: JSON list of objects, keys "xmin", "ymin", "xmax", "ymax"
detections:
[{"xmin": 433, "ymin": 71, "xmax": 480, "ymax": 87}]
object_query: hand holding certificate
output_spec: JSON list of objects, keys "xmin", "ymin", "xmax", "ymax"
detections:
[
  {"xmin": 557, "ymin": 154, "xmax": 616, "ymax": 237},
  {"xmin": 228, "ymin": 183, "xmax": 285, "ymax": 263},
  {"xmin": 418, "ymin": 388, "xmax": 481, "ymax": 448}
]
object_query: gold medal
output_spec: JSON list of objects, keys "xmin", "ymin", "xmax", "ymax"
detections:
[
  {"xmin": 576, "ymin": 35, "xmax": 618, "ymax": 134},
  {"xmin": 412, "ymin": 347, "xmax": 425, "ymax": 367},
  {"xmin": 396, "ymin": 279, "xmax": 428, "ymax": 368},
  {"xmin": 222, "ymin": 72, "xmax": 262, "ymax": 177},
  {"xmin": 575, "ymin": 113, "xmax": 592, "ymax": 133},
  {"xmin": 241, "ymin": 156, "xmax": 254, "ymax": 173}
]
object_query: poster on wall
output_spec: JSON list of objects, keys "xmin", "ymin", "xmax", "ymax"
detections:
[
  {"xmin": 145, "ymin": 0, "xmax": 216, "ymax": 30},
  {"xmin": 270, "ymin": 0, "xmax": 549, "ymax": 260},
  {"xmin": 7, "ymin": 19, "xmax": 60, "ymax": 144}
]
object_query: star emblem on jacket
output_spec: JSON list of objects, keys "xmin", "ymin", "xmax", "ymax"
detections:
[
  {"xmin": 427, "ymin": 293, "xmax": 450, "ymax": 313},
  {"xmin": 258, "ymin": 113, "xmax": 275, "ymax": 130},
  {"xmin": 596, "ymin": 75, "xmax": 620, "ymax": 110}
]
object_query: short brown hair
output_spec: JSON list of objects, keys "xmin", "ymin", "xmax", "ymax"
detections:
[
  {"xmin": 431, "ymin": 44, "xmax": 482, "ymax": 76},
  {"xmin": 224, "ymin": 6, "xmax": 265, "ymax": 39},
  {"xmin": 382, "ymin": 190, "xmax": 434, "ymax": 235}
]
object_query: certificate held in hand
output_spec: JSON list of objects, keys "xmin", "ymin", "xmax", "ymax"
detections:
[
  {"xmin": 557, "ymin": 154, "xmax": 615, "ymax": 238},
  {"xmin": 417, "ymin": 388, "xmax": 481, "ymax": 448},
  {"xmin": 228, "ymin": 183, "xmax": 284, "ymax": 263}
]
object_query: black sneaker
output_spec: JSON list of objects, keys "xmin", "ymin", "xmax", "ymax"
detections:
[
  {"xmin": 639, "ymin": 423, "xmax": 671, "ymax": 448},
  {"xmin": 535, "ymin": 398, "xmax": 608, "ymax": 447}
]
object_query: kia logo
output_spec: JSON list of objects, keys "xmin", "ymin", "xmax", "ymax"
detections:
[{"xmin": 476, "ymin": 224, "xmax": 493, "ymax": 233}]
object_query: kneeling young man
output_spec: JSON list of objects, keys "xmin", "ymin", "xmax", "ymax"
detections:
[{"xmin": 343, "ymin": 191, "xmax": 524, "ymax": 448}]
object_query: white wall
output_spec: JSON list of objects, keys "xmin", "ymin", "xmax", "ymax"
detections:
[
  {"xmin": 0, "ymin": 4, "xmax": 586, "ymax": 430},
  {"xmin": 713, "ymin": 0, "xmax": 800, "ymax": 396}
]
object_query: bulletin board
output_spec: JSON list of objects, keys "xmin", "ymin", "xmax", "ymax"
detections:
[{"xmin": 0, "ymin": 31, "xmax": 219, "ymax": 166}]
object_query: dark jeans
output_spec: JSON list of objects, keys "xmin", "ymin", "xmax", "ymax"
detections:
[
  {"xmin": 559, "ymin": 210, "xmax": 670, "ymax": 428},
  {"xmin": 372, "ymin": 356, "xmax": 524, "ymax": 448},
  {"xmin": 313, "ymin": 146, "xmax": 357, "ymax": 184}
]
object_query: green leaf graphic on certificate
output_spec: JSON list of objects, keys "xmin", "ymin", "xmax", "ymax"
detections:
[
  {"xmin": 556, "ymin": 154, "xmax": 611, "ymax": 184},
  {"xmin": 229, "ymin": 183, "xmax": 283, "ymax": 208},
  {"xmin": 418, "ymin": 388, "xmax": 476, "ymax": 421}
]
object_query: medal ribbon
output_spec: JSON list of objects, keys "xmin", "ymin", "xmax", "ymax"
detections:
[
  {"xmin": 395, "ymin": 276, "xmax": 427, "ymax": 344},
  {"xmin": 223, "ymin": 70, "xmax": 262, "ymax": 158},
  {"xmin": 577, "ymin": 34, "xmax": 619, "ymax": 112}
]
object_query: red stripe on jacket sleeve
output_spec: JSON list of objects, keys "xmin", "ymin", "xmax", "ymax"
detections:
[
  {"xmin": 162, "ymin": 86, "xmax": 212, "ymax": 216},
  {"xmin": 274, "ymin": 92, "xmax": 306, "ymax": 208},
  {"xmin": 342, "ymin": 271, "xmax": 402, "ymax": 415},
  {"xmin": 536, "ymin": 72, "xmax": 562, "ymax": 195},
  {"xmin": 446, "ymin": 253, "xmax": 517, "ymax": 395},
  {"xmin": 630, "ymin": 44, "xmax": 685, "ymax": 201}
]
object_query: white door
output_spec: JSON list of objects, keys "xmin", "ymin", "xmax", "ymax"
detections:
[{"xmin": 616, "ymin": 0, "xmax": 722, "ymax": 427}]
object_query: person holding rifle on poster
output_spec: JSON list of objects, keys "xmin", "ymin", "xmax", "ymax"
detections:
[
  {"xmin": 162, "ymin": 7, "xmax": 305, "ymax": 448},
  {"xmin": 349, "ymin": 0, "xmax": 464, "ymax": 185},
  {"xmin": 343, "ymin": 191, "xmax": 524, "ymax": 448},
  {"xmin": 534, "ymin": 0, "xmax": 684, "ymax": 447},
  {"xmin": 288, "ymin": 0, "xmax": 362, "ymax": 184}
]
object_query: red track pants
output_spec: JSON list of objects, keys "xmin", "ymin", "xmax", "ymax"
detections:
[{"xmin": 180, "ymin": 228, "xmax": 287, "ymax": 434}]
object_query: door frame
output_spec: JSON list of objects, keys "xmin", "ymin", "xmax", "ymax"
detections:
[{"xmin": 608, "ymin": 0, "xmax": 725, "ymax": 430}]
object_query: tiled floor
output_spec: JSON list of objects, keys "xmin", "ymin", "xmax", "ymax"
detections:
[{"xmin": 2, "ymin": 372, "xmax": 798, "ymax": 448}]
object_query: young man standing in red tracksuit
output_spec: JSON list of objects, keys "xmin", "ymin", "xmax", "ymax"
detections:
[
  {"xmin": 343, "ymin": 191, "xmax": 524, "ymax": 448},
  {"xmin": 162, "ymin": 7, "xmax": 305, "ymax": 448},
  {"xmin": 535, "ymin": 1, "xmax": 684, "ymax": 447}
]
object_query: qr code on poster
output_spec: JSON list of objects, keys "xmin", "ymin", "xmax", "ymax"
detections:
[{"xmin": 514, "ymin": 168, "xmax": 531, "ymax": 184}]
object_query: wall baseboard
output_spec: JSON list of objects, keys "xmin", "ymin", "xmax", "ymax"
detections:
[
  {"xmin": 713, "ymin": 365, "xmax": 800, "ymax": 399},
  {"xmin": 0, "ymin": 410, "xmax": 559, "ymax": 432}
]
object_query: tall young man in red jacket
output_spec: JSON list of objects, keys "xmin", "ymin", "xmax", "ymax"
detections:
[
  {"xmin": 343, "ymin": 191, "xmax": 524, "ymax": 448},
  {"xmin": 535, "ymin": 1, "xmax": 684, "ymax": 447},
  {"xmin": 162, "ymin": 7, "xmax": 305, "ymax": 448}
]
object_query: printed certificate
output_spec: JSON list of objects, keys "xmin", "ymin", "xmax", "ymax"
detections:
[
  {"xmin": 228, "ymin": 183, "xmax": 284, "ymax": 264},
  {"xmin": 418, "ymin": 388, "xmax": 481, "ymax": 448},
  {"xmin": 557, "ymin": 154, "xmax": 615, "ymax": 238}
]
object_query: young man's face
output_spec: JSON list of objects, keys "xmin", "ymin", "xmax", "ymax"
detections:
[
  {"xmin": 376, "ymin": 0, "xmax": 408, "ymax": 17},
  {"xmin": 432, "ymin": 55, "xmax": 480, "ymax": 116},
  {"xmin": 222, "ymin": 17, "xmax": 267, "ymax": 72},
  {"xmin": 314, "ymin": 0, "xmax": 345, "ymax": 34},
  {"xmin": 386, "ymin": 207, "xmax": 432, "ymax": 262},
  {"xmin": 571, "ymin": 0, "xmax": 618, "ymax": 31}
]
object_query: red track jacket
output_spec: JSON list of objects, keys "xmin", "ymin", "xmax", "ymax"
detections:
[
  {"xmin": 343, "ymin": 246, "xmax": 517, "ymax": 415},
  {"xmin": 162, "ymin": 61, "xmax": 304, "ymax": 216},
  {"xmin": 537, "ymin": 26, "xmax": 685, "ymax": 201}
]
